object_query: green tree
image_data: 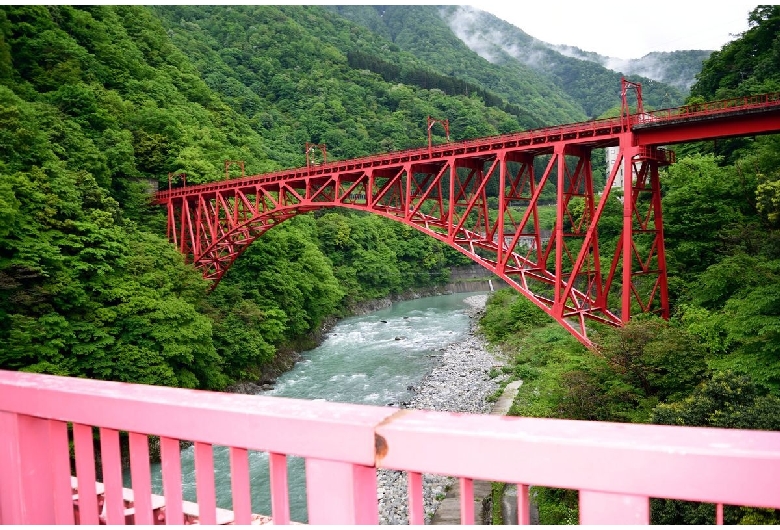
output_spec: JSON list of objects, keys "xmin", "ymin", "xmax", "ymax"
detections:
[
  {"xmin": 651, "ymin": 371, "xmax": 780, "ymax": 525},
  {"xmin": 662, "ymin": 154, "xmax": 757, "ymax": 277}
]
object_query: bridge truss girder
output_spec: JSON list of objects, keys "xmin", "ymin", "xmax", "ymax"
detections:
[{"xmin": 163, "ymin": 134, "xmax": 671, "ymax": 347}]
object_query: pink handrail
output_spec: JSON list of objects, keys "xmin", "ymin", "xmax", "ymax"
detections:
[{"xmin": 1, "ymin": 370, "xmax": 779, "ymax": 525}]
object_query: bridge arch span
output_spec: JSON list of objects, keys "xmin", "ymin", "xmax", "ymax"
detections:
[
  {"xmin": 158, "ymin": 142, "xmax": 672, "ymax": 347},
  {"xmin": 196, "ymin": 199, "xmax": 602, "ymax": 343}
]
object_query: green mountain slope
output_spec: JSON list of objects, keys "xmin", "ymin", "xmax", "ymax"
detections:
[
  {"xmin": 150, "ymin": 3, "xmax": 571, "ymax": 155},
  {"xmin": 328, "ymin": 5, "xmax": 588, "ymax": 124},
  {"xmin": 330, "ymin": 5, "xmax": 686, "ymax": 119}
]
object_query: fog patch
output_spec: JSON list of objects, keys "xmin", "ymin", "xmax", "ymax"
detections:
[
  {"xmin": 444, "ymin": 5, "xmax": 550, "ymax": 69},
  {"xmin": 442, "ymin": 6, "xmax": 706, "ymax": 92},
  {"xmin": 445, "ymin": 5, "xmax": 500, "ymax": 63}
]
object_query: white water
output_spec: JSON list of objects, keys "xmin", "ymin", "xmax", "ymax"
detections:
[{"xmin": 130, "ymin": 293, "xmax": 481, "ymax": 522}]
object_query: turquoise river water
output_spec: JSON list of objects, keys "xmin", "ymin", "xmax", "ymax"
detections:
[{"xmin": 129, "ymin": 292, "xmax": 482, "ymax": 522}]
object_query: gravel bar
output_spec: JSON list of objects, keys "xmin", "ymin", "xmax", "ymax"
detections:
[{"xmin": 377, "ymin": 294, "xmax": 505, "ymax": 524}]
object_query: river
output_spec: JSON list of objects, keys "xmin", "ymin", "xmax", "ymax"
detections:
[{"xmin": 132, "ymin": 292, "xmax": 484, "ymax": 523}]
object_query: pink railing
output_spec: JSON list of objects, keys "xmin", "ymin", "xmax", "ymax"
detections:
[{"xmin": 1, "ymin": 370, "xmax": 779, "ymax": 525}]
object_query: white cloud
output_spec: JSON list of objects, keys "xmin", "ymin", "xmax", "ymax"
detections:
[{"xmin": 474, "ymin": 1, "xmax": 757, "ymax": 59}]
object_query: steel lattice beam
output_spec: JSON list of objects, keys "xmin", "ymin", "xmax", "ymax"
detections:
[{"xmin": 158, "ymin": 137, "xmax": 675, "ymax": 346}]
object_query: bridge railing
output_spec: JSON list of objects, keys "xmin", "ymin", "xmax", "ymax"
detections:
[
  {"xmin": 638, "ymin": 91, "xmax": 780, "ymax": 124},
  {"xmin": 154, "ymin": 90, "xmax": 780, "ymax": 202},
  {"xmin": 2, "ymin": 370, "xmax": 779, "ymax": 525},
  {"xmin": 153, "ymin": 115, "xmax": 627, "ymax": 202}
]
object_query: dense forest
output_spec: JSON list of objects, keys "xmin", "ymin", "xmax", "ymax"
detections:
[
  {"xmin": 1, "ymin": 4, "xmax": 779, "ymax": 523},
  {"xmin": 478, "ymin": 5, "xmax": 780, "ymax": 524}
]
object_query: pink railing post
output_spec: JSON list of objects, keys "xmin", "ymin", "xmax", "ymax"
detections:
[
  {"xmin": 49, "ymin": 420, "xmax": 75, "ymax": 524},
  {"xmin": 459, "ymin": 477, "xmax": 474, "ymax": 524},
  {"xmin": 160, "ymin": 436, "xmax": 184, "ymax": 525},
  {"xmin": 0, "ymin": 413, "xmax": 71, "ymax": 524},
  {"xmin": 305, "ymin": 459, "xmax": 378, "ymax": 524},
  {"xmin": 73, "ymin": 423, "xmax": 100, "ymax": 525},
  {"xmin": 268, "ymin": 452, "xmax": 290, "ymax": 524},
  {"xmin": 517, "ymin": 484, "xmax": 530, "ymax": 525},
  {"xmin": 128, "ymin": 432, "xmax": 155, "ymax": 525},
  {"xmin": 579, "ymin": 491, "xmax": 649, "ymax": 524},
  {"xmin": 195, "ymin": 442, "xmax": 217, "ymax": 525},
  {"xmin": 194, "ymin": 442, "xmax": 217, "ymax": 525},
  {"xmin": 407, "ymin": 471, "xmax": 424, "ymax": 524},
  {"xmin": 229, "ymin": 447, "xmax": 252, "ymax": 525},
  {"xmin": 99, "ymin": 427, "xmax": 126, "ymax": 525}
]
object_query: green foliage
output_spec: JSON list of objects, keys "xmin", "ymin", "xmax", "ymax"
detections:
[
  {"xmin": 220, "ymin": 218, "xmax": 345, "ymax": 337},
  {"xmin": 491, "ymin": 482, "xmax": 506, "ymax": 525},
  {"xmin": 532, "ymin": 487, "xmax": 578, "ymax": 525},
  {"xmin": 652, "ymin": 370, "xmax": 780, "ymax": 430},
  {"xmin": 594, "ymin": 317, "xmax": 709, "ymax": 402},
  {"xmin": 346, "ymin": 49, "xmax": 531, "ymax": 124},
  {"xmin": 479, "ymin": 288, "xmax": 552, "ymax": 343},
  {"xmin": 661, "ymin": 154, "xmax": 757, "ymax": 277},
  {"xmin": 650, "ymin": 371, "xmax": 780, "ymax": 525},
  {"xmin": 0, "ymin": 156, "xmax": 225, "ymax": 388}
]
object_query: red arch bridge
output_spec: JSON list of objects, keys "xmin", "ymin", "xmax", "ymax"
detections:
[{"xmin": 154, "ymin": 81, "xmax": 780, "ymax": 346}]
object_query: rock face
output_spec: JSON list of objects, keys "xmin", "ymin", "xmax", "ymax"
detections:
[{"xmin": 376, "ymin": 294, "xmax": 504, "ymax": 524}]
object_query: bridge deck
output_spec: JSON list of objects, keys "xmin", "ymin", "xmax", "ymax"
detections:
[{"xmin": 155, "ymin": 91, "xmax": 780, "ymax": 203}]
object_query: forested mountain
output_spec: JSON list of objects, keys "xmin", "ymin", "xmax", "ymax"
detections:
[
  {"xmin": 150, "ymin": 4, "xmax": 526, "ymax": 164},
  {"xmin": 546, "ymin": 44, "xmax": 713, "ymax": 92},
  {"xmin": 601, "ymin": 50, "xmax": 713, "ymax": 92},
  {"xmin": 330, "ymin": 5, "xmax": 688, "ymax": 118}
]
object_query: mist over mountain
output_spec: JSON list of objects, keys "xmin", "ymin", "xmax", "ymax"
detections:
[
  {"xmin": 442, "ymin": 6, "xmax": 708, "ymax": 97},
  {"xmin": 331, "ymin": 5, "xmax": 689, "ymax": 119},
  {"xmin": 550, "ymin": 44, "xmax": 713, "ymax": 92}
]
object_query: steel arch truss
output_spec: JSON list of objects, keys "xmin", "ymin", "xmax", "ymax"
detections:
[{"xmin": 162, "ymin": 137, "xmax": 671, "ymax": 346}]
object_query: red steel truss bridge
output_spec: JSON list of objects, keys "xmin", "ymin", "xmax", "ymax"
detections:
[{"xmin": 154, "ymin": 81, "xmax": 780, "ymax": 346}]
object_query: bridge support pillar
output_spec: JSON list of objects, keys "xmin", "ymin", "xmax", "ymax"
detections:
[
  {"xmin": 617, "ymin": 135, "xmax": 670, "ymax": 323},
  {"xmin": 621, "ymin": 137, "xmax": 638, "ymax": 322}
]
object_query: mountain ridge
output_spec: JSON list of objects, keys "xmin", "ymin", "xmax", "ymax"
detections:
[
  {"xmin": 329, "ymin": 5, "xmax": 689, "ymax": 119},
  {"xmin": 445, "ymin": 6, "xmax": 712, "ymax": 92}
]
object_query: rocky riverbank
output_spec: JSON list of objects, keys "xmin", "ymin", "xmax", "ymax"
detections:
[{"xmin": 377, "ymin": 294, "xmax": 507, "ymax": 525}]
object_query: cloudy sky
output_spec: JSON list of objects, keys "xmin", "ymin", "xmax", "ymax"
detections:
[{"xmin": 477, "ymin": 1, "xmax": 759, "ymax": 59}]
